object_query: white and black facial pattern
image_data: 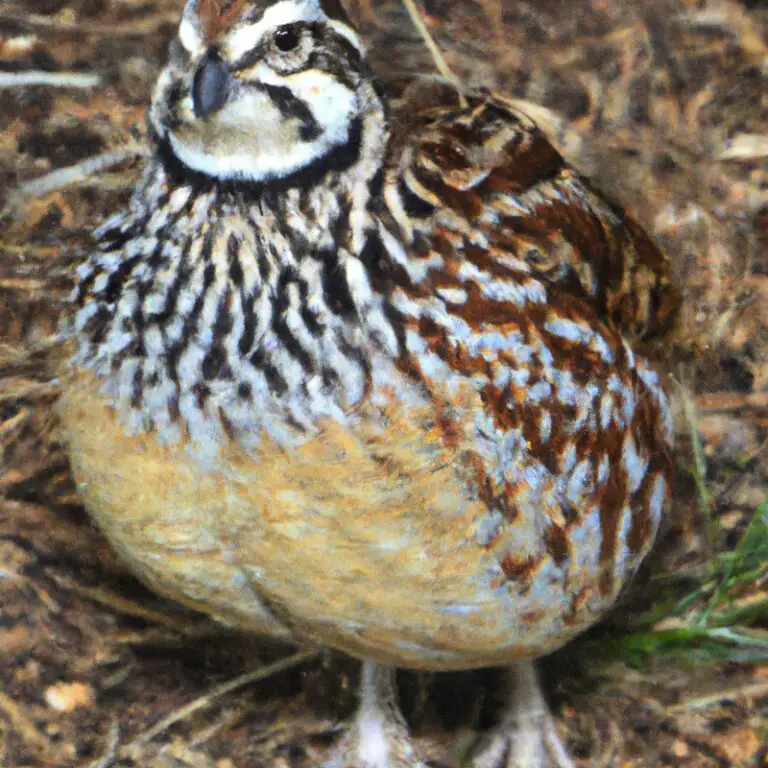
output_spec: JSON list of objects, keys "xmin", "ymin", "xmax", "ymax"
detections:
[{"xmin": 149, "ymin": 0, "xmax": 369, "ymax": 182}]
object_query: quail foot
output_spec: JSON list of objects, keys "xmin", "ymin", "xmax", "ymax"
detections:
[
  {"xmin": 471, "ymin": 663, "xmax": 575, "ymax": 768},
  {"xmin": 322, "ymin": 662, "xmax": 429, "ymax": 768}
]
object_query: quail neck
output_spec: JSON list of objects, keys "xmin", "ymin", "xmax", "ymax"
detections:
[{"xmin": 70, "ymin": 0, "xmax": 404, "ymax": 456}]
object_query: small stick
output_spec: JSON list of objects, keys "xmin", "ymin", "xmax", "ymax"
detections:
[
  {"xmin": 48, "ymin": 572, "xmax": 200, "ymax": 634},
  {"xmin": 0, "ymin": 8, "xmax": 181, "ymax": 37},
  {"xmin": 694, "ymin": 391, "xmax": 768, "ymax": 412},
  {"xmin": 129, "ymin": 648, "xmax": 321, "ymax": 746},
  {"xmin": 3, "ymin": 145, "xmax": 148, "ymax": 219},
  {"xmin": 718, "ymin": 133, "xmax": 768, "ymax": 161},
  {"xmin": 0, "ymin": 689, "xmax": 54, "ymax": 757},
  {"xmin": 400, "ymin": 0, "xmax": 467, "ymax": 107},
  {"xmin": 87, "ymin": 722, "xmax": 121, "ymax": 768},
  {"xmin": 0, "ymin": 71, "xmax": 102, "ymax": 89},
  {"xmin": 666, "ymin": 680, "xmax": 768, "ymax": 713}
]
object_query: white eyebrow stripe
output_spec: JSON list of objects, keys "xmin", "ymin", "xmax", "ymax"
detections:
[
  {"xmin": 327, "ymin": 19, "xmax": 362, "ymax": 51},
  {"xmin": 178, "ymin": 17, "xmax": 205, "ymax": 56},
  {"xmin": 225, "ymin": 1, "xmax": 324, "ymax": 60}
]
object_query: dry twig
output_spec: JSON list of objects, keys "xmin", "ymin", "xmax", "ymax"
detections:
[
  {"xmin": 666, "ymin": 680, "xmax": 768, "ymax": 713},
  {"xmin": 128, "ymin": 648, "xmax": 321, "ymax": 747},
  {"xmin": 47, "ymin": 572, "xmax": 206, "ymax": 634},
  {"xmin": 400, "ymin": 0, "xmax": 467, "ymax": 106},
  {"xmin": 87, "ymin": 721, "xmax": 121, "ymax": 768},
  {"xmin": 0, "ymin": 71, "xmax": 101, "ymax": 89},
  {"xmin": 2, "ymin": 146, "xmax": 148, "ymax": 220},
  {"xmin": 0, "ymin": 689, "xmax": 54, "ymax": 759}
]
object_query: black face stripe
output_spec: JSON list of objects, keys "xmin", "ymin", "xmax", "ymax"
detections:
[
  {"xmin": 261, "ymin": 83, "xmax": 321, "ymax": 141},
  {"xmin": 230, "ymin": 39, "xmax": 269, "ymax": 72},
  {"xmin": 281, "ymin": 115, "xmax": 363, "ymax": 188},
  {"xmin": 306, "ymin": 26, "xmax": 361, "ymax": 91}
]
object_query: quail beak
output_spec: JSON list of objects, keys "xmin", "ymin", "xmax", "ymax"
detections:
[{"xmin": 192, "ymin": 50, "xmax": 231, "ymax": 120}]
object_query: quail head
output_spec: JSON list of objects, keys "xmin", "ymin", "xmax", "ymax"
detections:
[{"xmin": 57, "ymin": 0, "xmax": 680, "ymax": 765}]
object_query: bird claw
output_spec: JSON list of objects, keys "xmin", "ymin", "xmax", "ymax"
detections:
[
  {"xmin": 322, "ymin": 721, "xmax": 430, "ymax": 768},
  {"xmin": 322, "ymin": 661, "xmax": 430, "ymax": 768},
  {"xmin": 471, "ymin": 662, "xmax": 575, "ymax": 768},
  {"xmin": 471, "ymin": 712, "xmax": 575, "ymax": 768}
]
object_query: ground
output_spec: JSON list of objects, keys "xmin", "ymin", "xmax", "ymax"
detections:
[{"xmin": 0, "ymin": 0, "xmax": 767, "ymax": 766}]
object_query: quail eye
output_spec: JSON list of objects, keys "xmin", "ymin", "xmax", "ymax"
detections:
[{"xmin": 274, "ymin": 25, "xmax": 300, "ymax": 52}]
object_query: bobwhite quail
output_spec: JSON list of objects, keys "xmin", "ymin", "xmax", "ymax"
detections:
[{"xmin": 56, "ymin": 0, "xmax": 680, "ymax": 765}]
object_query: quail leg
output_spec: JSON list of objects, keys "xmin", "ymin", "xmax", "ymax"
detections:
[
  {"xmin": 472, "ymin": 662, "xmax": 575, "ymax": 768},
  {"xmin": 324, "ymin": 661, "xmax": 428, "ymax": 768}
]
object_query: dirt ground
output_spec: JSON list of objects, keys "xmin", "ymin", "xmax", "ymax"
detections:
[{"xmin": 1, "ymin": 0, "xmax": 767, "ymax": 766}]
